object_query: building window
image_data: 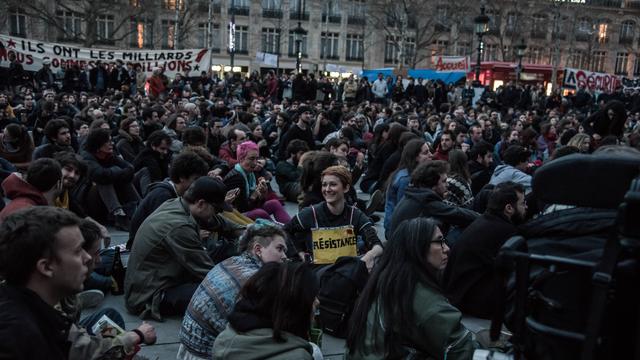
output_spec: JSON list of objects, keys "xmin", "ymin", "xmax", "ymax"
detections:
[
  {"xmin": 527, "ymin": 47, "xmax": 547, "ymax": 64},
  {"xmin": 455, "ymin": 42, "xmax": 471, "ymax": 56},
  {"xmin": 287, "ymin": 30, "xmax": 308, "ymax": 57},
  {"xmin": 322, "ymin": 0, "xmax": 341, "ymax": 22},
  {"xmin": 261, "ymin": 28, "xmax": 281, "ymax": 54},
  {"xmin": 348, "ymin": 0, "xmax": 365, "ymax": 23},
  {"xmin": 597, "ymin": 22, "xmax": 608, "ymax": 44},
  {"xmin": 532, "ymin": 14, "xmax": 547, "ymax": 39},
  {"xmin": 385, "ymin": 36, "xmax": 398, "ymax": 63},
  {"xmin": 164, "ymin": 0, "xmax": 185, "ymax": 10},
  {"xmin": 345, "ymin": 34, "xmax": 363, "ymax": 61},
  {"xmin": 592, "ymin": 51, "xmax": 606, "ymax": 72},
  {"xmin": 197, "ymin": 23, "xmax": 220, "ymax": 49},
  {"xmin": 9, "ymin": 9, "xmax": 27, "ymax": 37},
  {"xmin": 404, "ymin": 38, "xmax": 416, "ymax": 66},
  {"xmin": 235, "ymin": 25, "xmax": 249, "ymax": 53},
  {"xmin": 505, "ymin": 12, "xmax": 518, "ymax": 34},
  {"xmin": 615, "ymin": 52, "xmax": 628, "ymax": 75},
  {"xmin": 432, "ymin": 40, "xmax": 449, "ymax": 56},
  {"xmin": 290, "ymin": 0, "xmax": 308, "ymax": 19},
  {"xmin": 130, "ymin": 19, "xmax": 153, "ymax": 48},
  {"xmin": 620, "ymin": 21, "xmax": 634, "ymax": 44},
  {"xmin": 634, "ymin": 54, "xmax": 640, "ymax": 76},
  {"xmin": 96, "ymin": 15, "xmax": 115, "ymax": 42},
  {"xmin": 321, "ymin": 32, "xmax": 339, "ymax": 59},
  {"xmin": 570, "ymin": 50, "xmax": 586, "ymax": 69},
  {"xmin": 162, "ymin": 20, "xmax": 176, "ymax": 49},
  {"xmin": 262, "ymin": 0, "xmax": 280, "ymax": 9},
  {"xmin": 57, "ymin": 11, "xmax": 82, "ymax": 40},
  {"xmin": 482, "ymin": 43, "xmax": 498, "ymax": 62}
]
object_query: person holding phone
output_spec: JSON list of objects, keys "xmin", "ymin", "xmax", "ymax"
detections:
[{"xmin": 223, "ymin": 141, "xmax": 291, "ymax": 224}]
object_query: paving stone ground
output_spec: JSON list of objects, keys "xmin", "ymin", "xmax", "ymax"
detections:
[{"xmin": 81, "ymin": 194, "xmax": 490, "ymax": 359}]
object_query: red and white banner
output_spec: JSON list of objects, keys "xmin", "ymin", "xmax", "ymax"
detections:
[
  {"xmin": 0, "ymin": 34, "xmax": 212, "ymax": 77},
  {"xmin": 433, "ymin": 56, "xmax": 470, "ymax": 72},
  {"xmin": 562, "ymin": 67, "xmax": 621, "ymax": 92}
]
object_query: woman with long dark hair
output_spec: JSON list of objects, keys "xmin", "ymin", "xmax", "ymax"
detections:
[
  {"xmin": 383, "ymin": 138, "xmax": 432, "ymax": 232},
  {"xmin": 446, "ymin": 149, "xmax": 473, "ymax": 208},
  {"xmin": 346, "ymin": 218, "xmax": 474, "ymax": 360},
  {"xmin": 212, "ymin": 262, "xmax": 321, "ymax": 360}
]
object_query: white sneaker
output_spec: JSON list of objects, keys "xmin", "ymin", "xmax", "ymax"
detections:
[{"xmin": 77, "ymin": 289, "xmax": 104, "ymax": 309}]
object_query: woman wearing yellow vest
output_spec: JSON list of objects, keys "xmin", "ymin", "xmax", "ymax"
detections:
[{"xmin": 284, "ymin": 165, "xmax": 383, "ymax": 271}]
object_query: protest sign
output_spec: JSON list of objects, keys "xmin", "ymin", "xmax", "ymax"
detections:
[
  {"xmin": 563, "ymin": 67, "xmax": 621, "ymax": 92},
  {"xmin": 0, "ymin": 34, "xmax": 211, "ymax": 77},
  {"xmin": 433, "ymin": 56, "xmax": 470, "ymax": 72}
]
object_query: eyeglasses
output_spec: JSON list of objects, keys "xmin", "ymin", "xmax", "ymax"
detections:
[{"xmin": 431, "ymin": 237, "xmax": 449, "ymax": 250}]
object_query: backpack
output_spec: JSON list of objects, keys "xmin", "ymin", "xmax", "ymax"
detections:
[{"xmin": 316, "ymin": 256, "xmax": 369, "ymax": 338}]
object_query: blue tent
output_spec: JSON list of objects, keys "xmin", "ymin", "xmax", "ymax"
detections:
[
  {"xmin": 360, "ymin": 68, "xmax": 466, "ymax": 84},
  {"xmin": 359, "ymin": 68, "xmax": 394, "ymax": 81}
]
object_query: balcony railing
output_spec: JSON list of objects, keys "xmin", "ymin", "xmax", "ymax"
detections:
[
  {"xmin": 287, "ymin": 52, "xmax": 308, "ymax": 58},
  {"xmin": 290, "ymin": 12, "xmax": 309, "ymax": 20},
  {"xmin": 322, "ymin": 54, "xmax": 340, "ymax": 60},
  {"xmin": 322, "ymin": 14, "xmax": 342, "ymax": 23},
  {"xmin": 347, "ymin": 16, "xmax": 365, "ymax": 25},
  {"xmin": 229, "ymin": 6, "xmax": 250, "ymax": 16},
  {"xmin": 552, "ymin": 32, "xmax": 566, "ymax": 40},
  {"xmin": 435, "ymin": 23, "xmax": 450, "ymax": 33},
  {"xmin": 346, "ymin": 56, "xmax": 364, "ymax": 61},
  {"xmin": 262, "ymin": 9, "xmax": 282, "ymax": 18}
]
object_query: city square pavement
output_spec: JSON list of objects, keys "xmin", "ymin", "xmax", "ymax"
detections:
[{"xmin": 82, "ymin": 195, "xmax": 491, "ymax": 359}]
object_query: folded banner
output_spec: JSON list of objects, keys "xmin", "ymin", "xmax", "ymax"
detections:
[
  {"xmin": 563, "ymin": 67, "xmax": 621, "ymax": 92},
  {"xmin": 0, "ymin": 34, "xmax": 211, "ymax": 77}
]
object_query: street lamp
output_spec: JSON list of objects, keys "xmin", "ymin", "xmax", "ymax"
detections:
[
  {"xmin": 228, "ymin": 7, "xmax": 236, "ymax": 73},
  {"xmin": 473, "ymin": 2, "xmax": 490, "ymax": 84},
  {"xmin": 293, "ymin": 22, "xmax": 307, "ymax": 74},
  {"xmin": 515, "ymin": 38, "xmax": 527, "ymax": 87}
]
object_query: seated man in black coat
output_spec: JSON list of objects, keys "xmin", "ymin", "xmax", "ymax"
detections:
[
  {"xmin": 443, "ymin": 181, "xmax": 526, "ymax": 319},
  {"xmin": 388, "ymin": 160, "xmax": 478, "ymax": 239},
  {"xmin": 128, "ymin": 152, "xmax": 209, "ymax": 249}
]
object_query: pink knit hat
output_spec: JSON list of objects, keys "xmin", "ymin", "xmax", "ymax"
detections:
[{"xmin": 237, "ymin": 141, "xmax": 259, "ymax": 161}]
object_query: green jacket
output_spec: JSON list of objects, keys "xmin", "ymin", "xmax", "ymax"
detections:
[
  {"xmin": 346, "ymin": 282, "xmax": 474, "ymax": 360},
  {"xmin": 124, "ymin": 198, "xmax": 214, "ymax": 320},
  {"xmin": 213, "ymin": 326, "xmax": 313, "ymax": 360}
]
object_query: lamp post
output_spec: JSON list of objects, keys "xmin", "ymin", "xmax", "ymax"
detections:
[
  {"xmin": 473, "ymin": 3, "xmax": 490, "ymax": 85},
  {"xmin": 293, "ymin": 0, "xmax": 307, "ymax": 74},
  {"xmin": 228, "ymin": 6, "xmax": 236, "ymax": 73},
  {"xmin": 515, "ymin": 38, "xmax": 527, "ymax": 87}
]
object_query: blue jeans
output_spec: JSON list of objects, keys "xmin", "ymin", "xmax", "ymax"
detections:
[{"xmin": 84, "ymin": 249, "xmax": 115, "ymax": 293}]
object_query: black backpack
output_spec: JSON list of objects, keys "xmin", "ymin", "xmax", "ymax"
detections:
[{"xmin": 316, "ymin": 256, "xmax": 369, "ymax": 338}]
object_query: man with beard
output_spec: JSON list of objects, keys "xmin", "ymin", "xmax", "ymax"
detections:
[
  {"xmin": 443, "ymin": 181, "xmax": 526, "ymax": 319},
  {"xmin": 468, "ymin": 141, "xmax": 495, "ymax": 195},
  {"xmin": 275, "ymin": 139, "xmax": 309, "ymax": 202},
  {"xmin": 277, "ymin": 105, "xmax": 315, "ymax": 160},
  {"xmin": 32, "ymin": 119, "xmax": 74, "ymax": 160}
]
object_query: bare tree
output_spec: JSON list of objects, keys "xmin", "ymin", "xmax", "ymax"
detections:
[
  {"xmin": 3, "ymin": 0, "xmax": 156, "ymax": 47},
  {"xmin": 366, "ymin": 0, "xmax": 472, "ymax": 70}
]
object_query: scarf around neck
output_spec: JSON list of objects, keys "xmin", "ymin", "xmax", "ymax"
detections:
[{"xmin": 234, "ymin": 163, "xmax": 256, "ymax": 197}]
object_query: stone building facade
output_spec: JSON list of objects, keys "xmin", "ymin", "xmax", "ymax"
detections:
[{"xmin": 3, "ymin": 0, "xmax": 640, "ymax": 76}]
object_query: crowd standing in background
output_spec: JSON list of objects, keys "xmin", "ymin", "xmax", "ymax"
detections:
[{"xmin": 0, "ymin": 60, "xmax": 639, "ymax": 360}]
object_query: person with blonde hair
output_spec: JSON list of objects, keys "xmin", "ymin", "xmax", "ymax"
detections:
[{"xmin": 567, "ymin": 133, "xmax": 592, "ymax": 153}]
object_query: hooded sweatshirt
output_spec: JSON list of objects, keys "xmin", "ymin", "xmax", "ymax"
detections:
[
  {"xmin": 489, "ymin": 164, "xmax": 532, "ymax": 194},
  {"xmin": 0, "ymin": 173, "xmax": 48, "ymax": 221}
]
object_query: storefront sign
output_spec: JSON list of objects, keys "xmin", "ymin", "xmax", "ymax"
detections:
[
  {"xmin": 0, "ymin": 34, "xmax": 211, "ymax": 76},
  {"xmin": 563, "ymin": 67, "xmax": 621, "ymax": 92}
]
